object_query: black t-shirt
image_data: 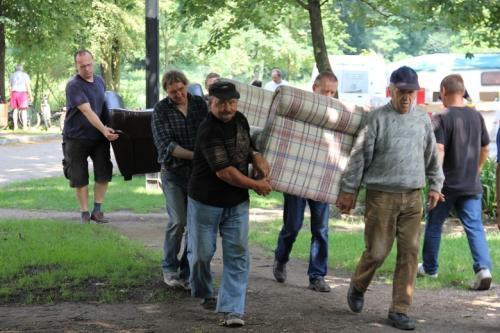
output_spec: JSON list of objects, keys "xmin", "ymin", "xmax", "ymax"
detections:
[
  {"xmin": 188, "ymin": 111, "xmax": 252, "ymax": 208},
  {"xmin": 63, "ymin": 75, "xmax": 107, "ymax": 141},
  {"xmin": 433, "ymin": 106, "xmax": 489, "ymax": 196}
]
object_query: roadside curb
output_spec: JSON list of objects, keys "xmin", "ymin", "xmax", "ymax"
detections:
[{"xmin": 0, "ymin": 133, "xmax": 61, "ymax": 145}]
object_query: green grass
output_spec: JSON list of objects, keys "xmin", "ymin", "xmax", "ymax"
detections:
[
  {"xmin": 0, "ymin": 219, "xmax": 173, "ymax": 304},
  {"xmin": 0, "ymin": 176, "xmax": 165, "ymax": 213},
  {"xmin": 0, "ymin": 175, "xmax": 283, "ymax": 212},
  {"xmin": 249, "ymin": 219, "xmax": 500, "ymax": 289}
]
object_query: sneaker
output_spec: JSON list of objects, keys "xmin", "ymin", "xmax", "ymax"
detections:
[
  {"xmin": 90, "ymin": 211, "xmax": 109, "ymax": 224},
  {"xmin": 223, "ymin": 313, "xmax": 245, "ymax": 327},
  {"xmin": 308, "ymin": 277, "xmax": 331, "ymax": 292},
  {"xmin": 273, "ymin": 260, "xmax": 286, "ymax": 283},
  {"xmin": 387, "ymin": 311, "xmax": 416, "ymax": 330},
  {"xmin": 417, "ymin": 263, "xmax": 438, "ymax": 278},
  {"xmin": 200, "ymin": 297, "xmax": 217, "ymax": 310},
  {"xmin": 472, "ymin": 268, "xmax": 492, "ymax": 290},
  {"xmin": 163, "ymin": 272, "xmax": 183, "ymax": 288}
]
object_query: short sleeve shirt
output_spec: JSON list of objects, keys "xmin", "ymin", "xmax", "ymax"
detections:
[
  {"xmin": 433, "ymin": 106, "xmax": 489, "ymax": 195},
  {"xmin": 63, "ymin": 75, "xmax": 107, "ymax": 141},
  {"xmin": 188, "ymin": 111, "xmax": 252, "ymax": 208},
  {"xmin": 9, "ymin": 71, "xmax": 30, "ymax": 92}
]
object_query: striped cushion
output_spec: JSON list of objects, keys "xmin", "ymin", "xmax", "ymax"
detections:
[
  {"xmin": 226, "ymin": 79, "xmax": 274, "ymax": 128},
  {"xmin": 261, "ymin": 85, "xmax": 368, "ymax": 204}
]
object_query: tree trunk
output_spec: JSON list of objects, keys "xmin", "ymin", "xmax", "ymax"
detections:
[
  {"xmin": 110, "ymin": 37, "xmax": 121, "ymax": 91},
  {"xmin": 0, "ymin": 22, "xmax": 5, "ymax": 100},
  {"xmin": 307, "ymin": 0, "xmax": 332, "ymax": 73}
]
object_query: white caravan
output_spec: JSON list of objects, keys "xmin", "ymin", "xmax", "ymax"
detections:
[{"xmin": 311, "ymin": 55, "xmax": 387, "ymax": 107}]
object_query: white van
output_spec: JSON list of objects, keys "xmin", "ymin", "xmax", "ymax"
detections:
[
  {"xmin": 388, "ymin": 53, "xmax": 500, "ymax": 103},
  {"xmin": 311, "ymin": 55, "xmax": 387, "ymax": 107}
]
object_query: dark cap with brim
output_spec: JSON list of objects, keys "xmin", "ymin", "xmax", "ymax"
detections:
[
  {"xmin": 209, "ymin": 80, "xmax": 240, "ymax": 100},
  {"xmin": 390, "ymin": 66, "xmax": 420, "ymax": 90}
]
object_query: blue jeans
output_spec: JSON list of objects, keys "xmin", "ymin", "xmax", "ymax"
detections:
[
  {"xmin": 161, "ymin": 172, "xmax": 189, "ymax": 280},
  {"xmin": 187, "ymin": 198, "xmax": 250, "ymax": 315},
  {"xmin": 274, "ymin": 193, "xmax": 329, "ymax": 282},
  {"xmin": 422, "ymin": 194, "xmax": 492, "ymax": 275}
]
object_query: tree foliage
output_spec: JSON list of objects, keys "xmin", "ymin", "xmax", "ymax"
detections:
[
  {"xmin": 87, "ymin": 0, "xmax": 143, "ymax": 91},
  {"xmin": 0, "ymin": 0, "xmax": 88, "ymax": 101}
]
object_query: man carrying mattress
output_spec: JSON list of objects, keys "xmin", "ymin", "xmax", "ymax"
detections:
[{"xmin": 272, "ymin": 71, "xmax": 339, "ymax": 292}]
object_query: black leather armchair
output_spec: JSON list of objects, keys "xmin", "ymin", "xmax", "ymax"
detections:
[{"xmin": 105, "ymin": 91, "xmax": 160, "ymax": 180}]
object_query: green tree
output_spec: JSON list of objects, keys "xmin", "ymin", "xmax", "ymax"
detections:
[
  {"xmin": 178, "ymin": 0, "xmax": 338, "ymax": 73},
  {"xmin": 87, "ymin": 0, "xmax": 143, "ymax": 91},
  {"xmin": 0, "ymin": 0, "xmax": 88, "ymax": 102}
]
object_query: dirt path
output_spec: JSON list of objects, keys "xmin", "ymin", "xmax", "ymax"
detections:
[{"xmin": 0, "ymin": 209, "xmax": 499, "ymax": 332}]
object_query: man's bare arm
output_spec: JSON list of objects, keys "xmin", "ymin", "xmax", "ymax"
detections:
[
  {"xmin": 478, "ymin": 145, "xmax": 489, "ymax": 174},
  {"xmin": 77, "ymin": 102, "xmax": 118, "ymax": 141},
  {"xmin": 216, "ymin": 166, "xmax": 272, "ymax": 196},
  {"xmin": 171, "ymin": 146, "xmax": 194, "ymax": 160}
]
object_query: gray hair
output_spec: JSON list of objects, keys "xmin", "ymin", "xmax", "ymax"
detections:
[{"xmin": 15, "ymin": 64, "xmax": 23, "ymax": 71}]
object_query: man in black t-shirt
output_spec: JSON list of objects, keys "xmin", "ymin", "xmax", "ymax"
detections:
[
  {"xmin": 63, "ymin": 49, "xmax": 119, "ymax": 224},
  {"xmin": 419, "ymin": 74, "xmax": 493, "ymax": 290},
  {"xmin": 187, "ymin": 81, "xmax": 272, "ymax": 327}
]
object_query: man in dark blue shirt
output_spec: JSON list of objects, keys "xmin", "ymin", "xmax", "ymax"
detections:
[
  {"xmin": 63, "ymin": 49, "xmax": 119, "ymax": 224},
  {"xmin": 151, "ymin": 70, "xmax": 208, "ymax": 290}
]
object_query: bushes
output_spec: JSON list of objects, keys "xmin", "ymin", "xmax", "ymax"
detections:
[{"xmin": 481, "ymin": 158, "xmax": 497, "ymax": 219}]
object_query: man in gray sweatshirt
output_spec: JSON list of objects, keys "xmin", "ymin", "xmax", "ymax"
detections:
[{"xmin": 336, "ymin": 66, "xmax": 444, "ymax": 331}]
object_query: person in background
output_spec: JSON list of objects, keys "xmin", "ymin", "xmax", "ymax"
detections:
[
  {"xmin": 204, "ymin": 72, "xmax": 221, "ymax": 102},
  {"xmin": 250, "ymin": 79, "xmax": 262, "ymax": 87},
  {"xmin": 9, "ymin": 64, "xmax": 32, "ymax": 130},
  {"xmin": 264, "ymin": 68, "xmax": 288, "ymax": 92},
  {"xmin": 419, "ymin": 74, "xmax": 493, "ymax": 290},
  {"xmin": 272, "ymin": 71, "xmax": 338, "ymax": 293}
]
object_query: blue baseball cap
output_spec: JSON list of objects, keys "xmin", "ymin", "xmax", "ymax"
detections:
[{"xmin": 390, "ymin": 66, "xmax": 420, "ymax": 90}]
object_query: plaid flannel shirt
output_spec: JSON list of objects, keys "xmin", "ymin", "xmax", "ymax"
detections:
[{"xmin": 151, "ymin": 94, "xmax": 208, "ymax": 182}]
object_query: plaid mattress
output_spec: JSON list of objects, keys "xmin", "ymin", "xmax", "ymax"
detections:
[
  {"xmin": 226, "ymin": 79, "xmax": 274, "ymax": 128},
  {"xmin": 260, "ymin": 85, "xmax": 367, "ymax": 204}
]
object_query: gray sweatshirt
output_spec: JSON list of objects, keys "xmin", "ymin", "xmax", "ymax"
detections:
[{"xmin": 341, "ymin": 102, "xmax": 444, "ymax": 194}]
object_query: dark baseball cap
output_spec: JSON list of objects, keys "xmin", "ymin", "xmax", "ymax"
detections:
[
  {"xmin": 390, "ymin": 66, "xmax": 420, "ymax": 90},
  {"xmin": 209, "ymin": 80, "xmax": 240, "ymax": 100}
]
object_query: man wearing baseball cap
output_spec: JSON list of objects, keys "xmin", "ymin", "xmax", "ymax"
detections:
[
  {"xmin": 336, "ymin": 66, "xmax": 444, "ymax": 330},
  {"xmin": 187, "ymin": 80, "xmax": 272, "ymax": 327}
]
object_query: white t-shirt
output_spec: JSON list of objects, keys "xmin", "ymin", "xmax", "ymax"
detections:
[
  {"xmin": 9, "ymin": 71, "xmax": 30, "ymax": 92},
  {"xmin": 264, "ymin": 80, "xmax": 288, "ymax": 92}
]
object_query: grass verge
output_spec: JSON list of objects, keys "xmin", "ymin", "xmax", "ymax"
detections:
[
  {"xmin": 0, "ymin": 219, "xmax": 176, "ymax": 304},
  {"xmin": 0, "ymin": 176, "xmax": 283, "ymax": 213},
  {"xmin": 249, "ymin": 219, "xmax": 500, "ymax": 289}
]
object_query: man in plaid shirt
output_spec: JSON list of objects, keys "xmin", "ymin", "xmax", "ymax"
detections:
[{"xmin": 151, "ymin": 70, "xmax": 208, "ymax": 290}]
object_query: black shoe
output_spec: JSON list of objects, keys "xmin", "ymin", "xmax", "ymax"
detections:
[
  {"xmin": 347, "ymin": 284, "xmax": 364, "ymax": 313},
  {"xmin": 200, "ymin": 297, "xmax": 217, "ymax": 310},
  {"xmin": 387, "ymin": 312, "xmax": 416, "ymax": 330},
  {"xmin": 308, "ymin": 277, "xmax": 331, "ymax": 292},
  {"xmin": 273, "ymin": 260, "xmax": 286, "ymax": 283}
]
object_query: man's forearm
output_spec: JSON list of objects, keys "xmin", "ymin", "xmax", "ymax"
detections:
[
  {"xmin": 479, "ymin": 146, "xmax": 489, "ymax": 171},
  {"xmin": 79, "ymin": 105, "xmax": 107, "ymax": 134},
  {"xmin": 171, "ymin": 146, "xmax": 193, "ymax": 160},
  {"xmin": 216, "ymin": 166, "xmax": 260, "ymax": 190}
]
